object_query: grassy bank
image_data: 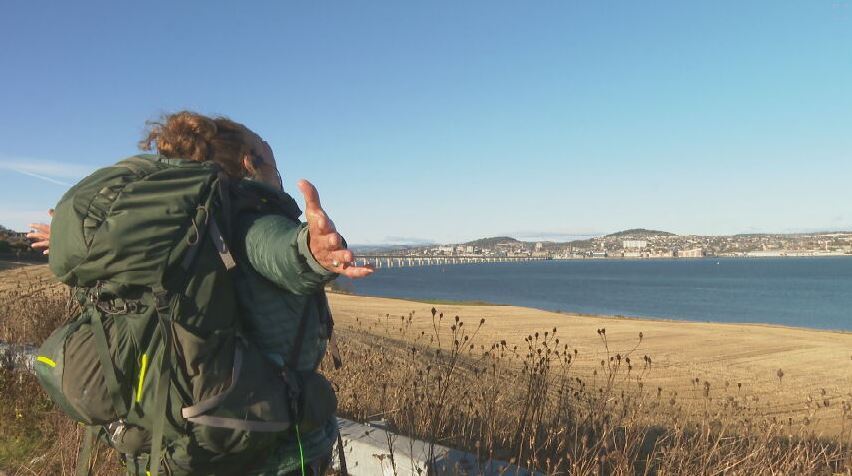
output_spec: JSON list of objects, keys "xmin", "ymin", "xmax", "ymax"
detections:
[
  {"xmin": 325, "ymin": 295, "xmax": 852, "ymax": 474},
  {"xmin": 0, "ymin": 266, "xmax": 120, "ymax": 474},
  {"xmin": 2, "ymin": 265, "xmax": 851, "ymax": 474},
  {"xmin": 327, "ymin": 292, "xmax": 852, "ymax": 436}
]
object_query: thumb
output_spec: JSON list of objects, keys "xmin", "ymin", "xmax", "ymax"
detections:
[{"xmin": 297, "ymin": 179, "xmax": 322, "ymax": 212}]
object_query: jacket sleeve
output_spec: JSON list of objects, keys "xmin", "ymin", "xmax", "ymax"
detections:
[{"xmin": 240, "ymin": 213, "xmax": 338, "ymax": 295}]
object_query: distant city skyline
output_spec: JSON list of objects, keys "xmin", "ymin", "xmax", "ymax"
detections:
[{"xmin": 2, "ymin": 2, "xmax": 850, "ymax": 244}]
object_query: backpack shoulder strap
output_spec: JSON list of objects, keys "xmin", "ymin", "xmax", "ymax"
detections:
[{"xmin": 231, "ymin": 179, "xmax": 303, "ymax": 222}]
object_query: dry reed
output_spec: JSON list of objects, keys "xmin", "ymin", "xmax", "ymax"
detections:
[{"xmin": 1, "ymin": 267, "xmax": 850, "ymax": 475}]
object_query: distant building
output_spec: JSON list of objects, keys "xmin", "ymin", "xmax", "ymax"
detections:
[
  {"xmin": 678, "ymin": 248, "xmax": 704, "ymax": 258},
  {"xmin": 623, "ymin": 240, "xmax": 648, "ymax": 249},
  {"xmin": 535, "ymin": 242, "xmax": 544, "ymax": 251}
]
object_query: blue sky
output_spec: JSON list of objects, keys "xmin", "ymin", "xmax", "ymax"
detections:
[{"xmin": 1, "ymin": 1, "xmax": 850, "ymax": 244}]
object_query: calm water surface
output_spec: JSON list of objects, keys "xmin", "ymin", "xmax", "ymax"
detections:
[{"xmin": 343, "ymin": 257, "xmax": 852, "ymax": 331}]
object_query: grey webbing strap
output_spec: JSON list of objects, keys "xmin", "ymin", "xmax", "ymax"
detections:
[
  {"xmin": 185, "ymin": 415, "xmax": 291, "ymax": 432},
  {"xmin": 217, "ymin": 173, "xmax": 234, "ymax": 241},
  {"xmin": 89, "ymin": 311, "xmax": 128, "ymax": 416},
  {"xmin": 147, "ymin": 338, "xmax": 171, "ymax": 476},
  {"xmin": 148, "ymin": 288, "xmax": 173, "ymax": 476},
  {"xmin": 289, "ymin": 301, "xmax": 313, "ymax": 370},
  {"xmin": 181, "ymin": 345, "xmax": 243, "ymax": 419},
  {"xmin": 75, "ymin": 426, "xmax": 97, "ymax": 476},
  {"xmin": 209, "ymin": 217, "xmax": 237, "ymax": 270}
]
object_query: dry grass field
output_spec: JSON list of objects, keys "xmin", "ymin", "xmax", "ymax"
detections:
[
  {"xmin": 327, "ymin": 292, "xmax": 852, "ymax": 436},
  {"xmin": 2, "ymin": 264, "xmax": 851, "ymax": 474}
]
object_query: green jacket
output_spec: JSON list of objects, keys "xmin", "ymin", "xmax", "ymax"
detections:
[
  {"xmin": 39, "ymin": 155, "xmax": 338, "ymax": 475},
  {"xmin": 234, "ymin": 187, "xmax": 339, "ymax": 474}
]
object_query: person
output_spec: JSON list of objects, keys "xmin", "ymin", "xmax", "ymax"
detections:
[{"xmin": 28, "ymin": 111, "xmax": 373, "ymax": 475}]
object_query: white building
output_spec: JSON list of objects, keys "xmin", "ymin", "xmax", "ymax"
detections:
[
  {"xmin": 678, "ymin": 248, "xmax": 704, "ymax": 258},
  {"xmin": 623, "ymin": 240, "xmax": 648, "ymax": 249}
]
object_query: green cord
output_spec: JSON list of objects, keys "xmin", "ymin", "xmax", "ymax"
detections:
[{"xmin": 295, "ymin": 424, "xmax": 306, "ymax": 476}]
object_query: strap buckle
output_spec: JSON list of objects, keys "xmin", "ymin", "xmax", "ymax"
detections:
[
  {"xmin": 86, "ymin": 281, "xmax": 104, "ymax": 304},
  {"xmin": 153, "ymin": 290, "xmax": 171, "ymax": 318}
]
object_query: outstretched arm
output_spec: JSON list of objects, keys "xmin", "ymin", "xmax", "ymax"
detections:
[
  {"xmin": 240, "ymin": 180, "xmax": 374, "ymax": 295},
  {"xmin": 297, "ymin": 179, "xmax": 374, "ymax": 279}
]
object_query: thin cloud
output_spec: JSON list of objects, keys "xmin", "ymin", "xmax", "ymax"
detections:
[
  {"xmin": 9, "ymin": 168, "xmax": 72, "ymax": 186},
  {"xmin": 0, "ymin": 157, "xmax": 91, "ymax": 186},
  {"xmin": 382, "ymin": 236, "xmax": 437, "ymax": 245}
]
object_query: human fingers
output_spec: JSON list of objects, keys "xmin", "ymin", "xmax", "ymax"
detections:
[
  {"xmin": 28, "ymin": 223, "xmax": 50, "ymax": 235},
  {"xmin": 27, "ymin": 231, "xmax": 49, "ymax": 242},
  {"xmin": 31, "ymin": 240, "xmax": 50, "ymax": 254},
  {"xmin": 299, "ymin": 181, "xmax": 337, "ymax": 235},
  {"xmin": 328, "ymin": 249, "xmax": 354, "ymax": 266},
  {"xmin": 339, "ymin": 265, "xmax": 374, "ymax": 279},
  {"xmin": 311, "ymin": 241, "xmax": 349, "ymax": 272},
  {"xmin": 326, "ymin": 232, "xmax": 345, "ymax": 250},
  {"xmin": 297, "ymin": 179, "xmax": 322, "ymax": 213},
  {"xmin": 313, "ymin": 214, "xmax": 336, "ymax": 236}
]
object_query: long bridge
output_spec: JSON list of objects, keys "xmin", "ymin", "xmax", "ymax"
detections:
[{"xmin": 354, "ymin": 255, "xmax": 549, "ymax": 268}]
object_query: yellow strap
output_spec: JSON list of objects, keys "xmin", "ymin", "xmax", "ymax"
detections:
[
  {"xmin": 136, "ymin": 353, "xmax": 148, "ymax": 403},
  {"xmin": 36, "ymin": 355, "xmax": 56, "ymax": 367}
]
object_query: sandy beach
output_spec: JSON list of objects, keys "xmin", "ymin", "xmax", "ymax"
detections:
[{"xmin": 327, "ymin": 292, "xmax": 852, "ymax": 435}]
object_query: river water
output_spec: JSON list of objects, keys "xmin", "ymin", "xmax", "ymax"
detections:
[{"xmin": 342, "ymin": 257, "xmax": 852, "ymax": 331}]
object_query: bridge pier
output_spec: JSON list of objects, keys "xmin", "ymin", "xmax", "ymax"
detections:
[{"xmin": 354, "ymin": 254, "xmax": 549, "ymax": 268}]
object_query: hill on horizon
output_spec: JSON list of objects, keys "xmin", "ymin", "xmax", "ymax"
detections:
[
  {"xmin": 605, "ymin": 228, "xmax": 676, "ymax": 238},
  {"xmin": 463, "ymin": 236, "xmax": 523, "ymax": 248}
]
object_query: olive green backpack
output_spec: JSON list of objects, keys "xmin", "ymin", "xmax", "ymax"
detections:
[{"xmin": 34, "ymin": 155, "xmax": 337, "ymax": 475}]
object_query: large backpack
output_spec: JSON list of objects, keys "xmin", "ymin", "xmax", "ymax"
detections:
[{"xmin": 33, "ymin": 155, "xmax": 337, "ymax": 475}]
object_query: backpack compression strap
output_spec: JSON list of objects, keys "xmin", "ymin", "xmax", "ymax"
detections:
[
  {"xmin": 147, "ymin": 286, "xmax": 176, "ymax": 476},
  {"xmin": 75, "ymin": 426, "xmax": 100, "ymax": 476}
]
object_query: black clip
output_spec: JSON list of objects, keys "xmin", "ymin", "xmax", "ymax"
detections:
[
  {"xmin": 88, "ymin": 281, "xmax": 104, "ymax": 304},
  {"xmin": 153, "ymin": 290, "xmax": 171, "ymax": 318}
]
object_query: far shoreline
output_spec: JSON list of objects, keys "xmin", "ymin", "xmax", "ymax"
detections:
[
  {"xmin": 328, "ymin": 288, "xmax": 852, "ymax": 335},
  {"xmin": 472, "ymin": 254, "xmax": 852, "ymax": 262}
]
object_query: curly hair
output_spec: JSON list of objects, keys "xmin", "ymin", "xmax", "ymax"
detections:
[{"xmin": 139, "ymin": 111, "xmax": 250, "ymax": 177}]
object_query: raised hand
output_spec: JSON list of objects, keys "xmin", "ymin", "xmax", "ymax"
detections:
[
  {"xmin": 27, "ymin": 209, "xmax": 54, "ymax": 255},
  {"xmin": 297, "ymin": 179, "xmax": 374, "ymax": 278}
]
